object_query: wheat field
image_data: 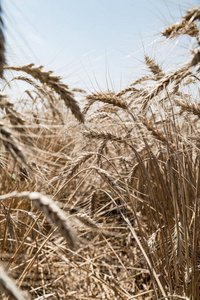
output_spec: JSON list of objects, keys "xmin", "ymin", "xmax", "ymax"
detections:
[{"xmin": 0, "ymin": 3, "xmax": 200, "ymax": 300}]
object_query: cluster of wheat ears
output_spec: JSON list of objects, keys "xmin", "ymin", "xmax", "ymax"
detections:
[{"xmin": 0, "ymin": 3, "xmax": 200, "ymax": 300}]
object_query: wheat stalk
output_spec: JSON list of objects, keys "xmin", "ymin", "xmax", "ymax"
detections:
[
  {"xmin": 0, "ymin": 265, "xmax": 29, "ymax": 300},
  {"xmin": 0, "ymin": 3, "xmax": 5, "ymax": 77}
]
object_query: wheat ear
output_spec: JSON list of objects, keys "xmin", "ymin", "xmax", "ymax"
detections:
[
  {"xmin": 5, "ymin": 64, "xmax": 84, "ymax": 123},
  {"xmin": 145, "ymin": 55, "xmax": 164, "ymax": 76},
  {"xmin": 0, "ymin": 122, "xmax": 28, "ymax": 166},
  {"xmin": 86, "ymin": 91, "xmax": 127, "ymax": 109},
  {"xmin": 0, "ymin": 192, "xmax": 78, "ymax": 249}
]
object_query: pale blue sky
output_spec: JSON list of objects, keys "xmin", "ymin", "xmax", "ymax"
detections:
[{"xmin": 3, "ymin": 0, "xmax": 200, "ymax": 92}]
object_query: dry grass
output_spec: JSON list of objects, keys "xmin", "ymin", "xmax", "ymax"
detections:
[{"xmin": 0, "ymin": 4, "xmax": 200, "ymax": 300}]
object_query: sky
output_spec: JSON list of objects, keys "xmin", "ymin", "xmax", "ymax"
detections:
[{"xmin": 3, "ymin": 0, "xmax": 200, "ymax": 92}]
